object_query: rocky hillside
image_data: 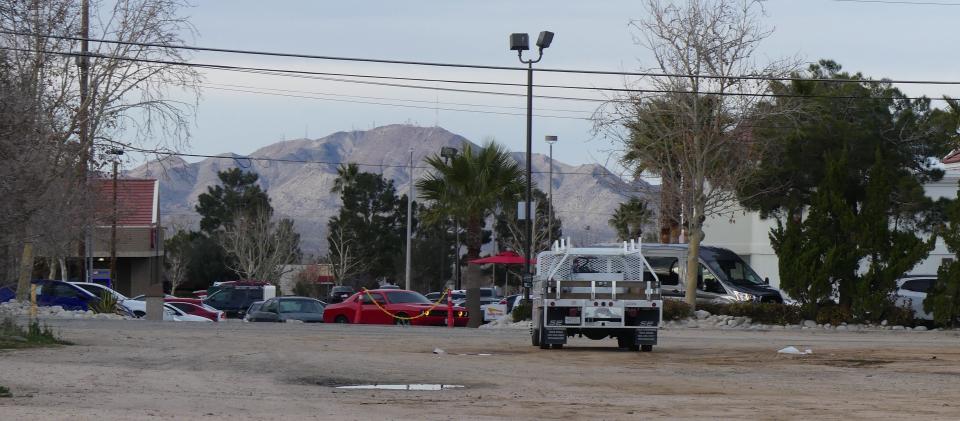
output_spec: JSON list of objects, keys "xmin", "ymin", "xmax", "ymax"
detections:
[{"xmin": 129, "ymin": 125, "xmax": 654, "ymax": 253}]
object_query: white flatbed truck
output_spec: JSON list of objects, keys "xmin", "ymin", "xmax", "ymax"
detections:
[{"xmin": 531, "ymin": 239, "xmax": 662, "ymax": 351}]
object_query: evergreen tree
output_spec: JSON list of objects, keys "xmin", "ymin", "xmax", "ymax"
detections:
[
  {"xmin": 327, "ymin": 164, "xmax": 408, "ymax": 286},
  {"xmin": 926, "ymin": 185, "xmax": 960, "ymax": 327},
  {"xmin": 195, "ymin": 168, "xmax": 271, "ymax": 234}
]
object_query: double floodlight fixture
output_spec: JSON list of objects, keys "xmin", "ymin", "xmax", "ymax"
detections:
[
  {"xmin": 510, "ymin": 31, "xmax": 554, "ymax": 57},
  {"xmin": 440, "ymin": 146, "xmax": 459, "ymax": 159}
]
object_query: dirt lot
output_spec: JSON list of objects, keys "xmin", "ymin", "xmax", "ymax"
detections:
[{"xmin": 2, "ymin": 320, "xmax": 960, "ymax": 420}]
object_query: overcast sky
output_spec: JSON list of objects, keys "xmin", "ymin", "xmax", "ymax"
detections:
[{"xmin": 159, "ymin": 0, "xmax": 960, "ymax": 170}]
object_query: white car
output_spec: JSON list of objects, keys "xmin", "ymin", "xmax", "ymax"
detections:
[
  {"xmin": 164, "ymin": 303, "xmax": 213, "ymax": 322},
  {"xmin": 70, "ymin": 282, "xmax": 138, "ymax": 316},
  {"xmin": 893, "ymin": 275, "xmax": 936, "ymax": 321}
]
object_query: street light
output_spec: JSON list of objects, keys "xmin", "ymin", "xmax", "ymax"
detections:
[
  {"xmin": 405, "ymin": 147, "xmax": 414, "ymax": 291},
  {"xmin": 440, "ymin": 146, "xmax": 460, "ymax": 290},
  {"xmin": 108, "ymin": 148, "xmax": 124, "ymax": 288},
  {"xmin": 544, "ymin": 135, "xmax": 557, "ymax": 247},
  {"xmin": 510, "ymin": 30, "xmax": 553, "ymax": 304}
]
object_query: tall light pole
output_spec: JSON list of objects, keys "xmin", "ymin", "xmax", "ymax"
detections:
[
  {"xmin": 510, "ymin": 30, "xmax": 554, "ymax": 304},
  {"xmin": 405, "ymin": 147, "xmax": 414, "ymax": 290},
  {"xmin": 544, "ymin": 135, "xmax": 557, "ymax": 247},
  {"xmin": 440, "ymin": 146, "xmax": 459, "ymax": 289}
]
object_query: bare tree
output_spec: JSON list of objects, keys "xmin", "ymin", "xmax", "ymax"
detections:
[
  {"xmin": 219, "ymin": 211, "xmax": 301, "ymax": 286},
  {"xmin": 595, "ymin": 0, "xmax": 799, "ymax": 307},
  {"xmin": 326, "ymin": 221, "xmax": 365, "ymax": 285},
  {"xmin": 0, "ymin": 0, "xmax": 200, "ymax": 297}
]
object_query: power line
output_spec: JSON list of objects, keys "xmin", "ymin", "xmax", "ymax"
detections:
[
  {"xmin": 204, "ymin": 83, "xmax": 592, "ymax": 113},
  {"xmin": 204, "ymin": 85, "xmax": 592, "ymax": 121},
  {"xmin": 5, "ymin": 29, "xmax": 960, "ymax": 85},
  {"xmin": 2, "ymin": 45, "xmax": 952, "ymax": 105},
  {"xmin": 833, "ymin": 0, "xmax": 960, "ymax": 5}
]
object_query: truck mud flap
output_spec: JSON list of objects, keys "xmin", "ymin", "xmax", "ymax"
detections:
[
  {"xmin": 544, "ymin": 327, "xmax": 567, "ymax": 345},
  {"xmin": 634, "ymin": 328, "xmax": 657, "ymax": 346}
]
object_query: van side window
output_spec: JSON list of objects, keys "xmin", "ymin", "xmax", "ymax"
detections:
[
  {"xmin": 698, "ymin": 264, "xmax": 726, "ymax": 294},
  {"xmin": 648, "ymin": 257, "xmax": 680, "ymax": 286}
]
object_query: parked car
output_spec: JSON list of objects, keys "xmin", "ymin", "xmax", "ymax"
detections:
[
  {"xmin": 500, "ymin": 294, "xmax": 522, "ymax": 314},
  {"xmin": 203, "ymin": 283, "xmax": 277, "ymax": 318},
  {"xmin": 378, "ymin": 284, "xmax": 401, "ymax": 290},
  {"xmin": 70, "ymin": 282, "xmax": 137, "ymax": 314},
  {"xmin": 243, "ymin": 301, "xmax": 264, "ymax": 322},
  {"xmin": 165, "ymin": 301, "xmax": 223, "ymax": 322},
  {"xmin": 122, "ymin": 295, "xmax": 212, "ymax": 318},
  {"xmin": 32, "ymin": 280, "xmax": 100, "ymax": 311},
  {"xmin": 424, "ymin": 291, "xmax": 444, "ymax": 302},
  {"xmin": 246, "ymin": 297, "xmax": 326, "ymax": 323},
  {"xmin": 893, "ymin": 275, "xmax": 936, "ymax": 321},
  {"xmin": 163, "ymin": 303, "xmax": 213, "ymax": 322},
  {"xmin": 322, "ymin": 289, "xmax": 469, "ymax": 326},
  {"xmin": 328, "ymin": 285, "xmax": 355, "ymax": 304}
]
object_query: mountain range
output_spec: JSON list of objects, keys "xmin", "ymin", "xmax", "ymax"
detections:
[{"xmin": 128, "ymin": 124, "xmax": 654, "ymax": 254}]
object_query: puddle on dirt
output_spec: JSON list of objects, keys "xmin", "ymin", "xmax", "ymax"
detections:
[{"xmin": 336, "ymin": 384, "xmax": 465, "ymax": 391}]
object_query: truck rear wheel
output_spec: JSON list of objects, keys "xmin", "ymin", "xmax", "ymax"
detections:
[
  {"xmin": 531, "ymin": 327, "xmax": 541, "ymax": 347},
  {"xmin": 617, "ymin": 335, "xmax": 639, "ymax": 351},
  {"xmin": 640, "ymin": 344, "xmax": 653, "ymax": 352}
]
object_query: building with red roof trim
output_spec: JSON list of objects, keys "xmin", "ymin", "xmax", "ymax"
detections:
[{"xmin": 87, "ymin": 178, "xmax": 163, "ymax": 296}]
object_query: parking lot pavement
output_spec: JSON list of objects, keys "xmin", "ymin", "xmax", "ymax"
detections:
[{"xmin": 2, "ymin": 319, "xmax": 960, "ymax": 420}]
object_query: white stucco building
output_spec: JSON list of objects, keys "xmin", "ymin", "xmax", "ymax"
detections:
[{"xmin": 702, "ymin": 158, "xmax": 960, "ymax": 289}]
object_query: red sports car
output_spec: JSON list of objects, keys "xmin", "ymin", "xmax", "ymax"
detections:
[
  {"xmin": 322, "ymin": 289, "xmax": 468, "ymax": 326},
  {"xmin": 165, "ymin": 301, "xmax": 224, "ymax": 322}
]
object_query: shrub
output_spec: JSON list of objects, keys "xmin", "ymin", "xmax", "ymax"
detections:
[
  {"xmin": 882, "ymin": 303, "xmax": 915, "ymax": 327},
  {"xmin": 662, "ymin": 299, "xmax": 692, "ymax": 320},
  {"xmin": 88, "ymin": 291, "xmax": 118, "ymax": 314},
  {"xmin": 512, "ymin": 301, "xmax": 531, "ymax": 322},
  {"xmin": 925, "ymin": 263, "xmax": 960, "ymax": 328},
  {"xmin": 815, "ymin": 305, "xmax": 852, "ymax": 326},
  {"xmin": 0, "ymin": 316, "xmax": 69, "ymax": 349},
  {"xmin": 0, "ymin": 385, "xmax": 11, "ymax": 398},
  {"xmin": 292, "ymin": 278, "xmax": 321, "ymax": 298},
  {"xmin": 726, "ymin": 302, "xmax": 802, "ymax": 325}
]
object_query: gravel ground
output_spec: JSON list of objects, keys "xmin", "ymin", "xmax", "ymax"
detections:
[{"xmin": 2, "ymin": 319, "xmax": 960, "ymax": 420}]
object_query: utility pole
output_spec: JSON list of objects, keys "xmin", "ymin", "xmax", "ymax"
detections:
[
  {"xmin": 405, "ymin": 148, "xmax": 413, "ymax": 290},
  {"xmin": 77, "ymin": 0, "xmax": 91, "ymax": 282},
  {"xmin": 109, "ymin": 149, "xmax": 123, "ymax": 288}
]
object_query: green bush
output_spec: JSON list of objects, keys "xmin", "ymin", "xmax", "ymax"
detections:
[
  {"xmin": 0, "ymin": 385, "xmax": 11, "ymax": 398},
  {"xmin": 815, "ymin": 305, "xmax": 852, "ymax": 326},
  {"xmin": 0, "ymin": 316, "xmax": 69, "ymax": 349},
  {"xmin": 882, "ymin": 303, "xmax": 915, "ymax": 327},
  {"xmin": 662, "ymin": 299, "xmax": 692, "ymax": 320},
  {"xmin": 88, "ymin": 290, "xmax": 118, "ymax": 314},
  {"xmin": 512, "ymin": 301, "xmax": 531, "ymax": 322}
]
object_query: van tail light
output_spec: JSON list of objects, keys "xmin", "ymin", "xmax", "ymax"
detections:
[{"xmin": 568, "ymin": 308, "xmax": 580, "ymax": 317}]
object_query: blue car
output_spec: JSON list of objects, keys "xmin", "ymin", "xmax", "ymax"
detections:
[{"xmin": 31, "ymin": 280, "xmax": 100, "ymax": 311}]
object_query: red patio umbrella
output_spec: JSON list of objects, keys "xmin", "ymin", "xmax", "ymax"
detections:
[{"xmin": 468, "ymin": 250, "xmax": 536, "ymax": 265}]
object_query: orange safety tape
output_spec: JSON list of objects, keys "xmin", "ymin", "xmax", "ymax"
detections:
[{"xmin": 360, "ymin": 288, "xmax": 458, "ymax": 321}]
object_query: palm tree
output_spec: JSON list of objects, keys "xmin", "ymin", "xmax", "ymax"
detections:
[
  {"xmin": 418, "ymin": 142, "xmax": 524, "ymax": 258},
  {"xmin": 417, "ymin": 141, "xmax": 524, "ymax": 327},
  {"xmin": 608, "ymin": 198, "xmax": 654, "ymax": 242},
  {"xmin": 331, "ymin": 163, "xmax": 360, "ymax": 193}
]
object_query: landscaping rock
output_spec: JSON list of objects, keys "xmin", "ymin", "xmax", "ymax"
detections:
[
  {"xmin": 915, "ymin": 326, "xmax": 928, "ymax": 331},
  {"xmin": 892, "ymin": 325, "xmax": 905, "ymax": 330},
  {"xmin": 803, "ymin": 320, "xmax": 817, "ymax": 328},
  {"xmin": 694, "ymin": 310, "xmax": 711, "ymax": 320},
  {"xmin": 881, "ymin": 320, "xmax": 888, "ymax": 326}
]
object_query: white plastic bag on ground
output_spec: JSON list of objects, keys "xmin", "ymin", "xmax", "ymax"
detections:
[{"xmin": 777, "ymin": 346, "xmax": 813, "ymax": 355}]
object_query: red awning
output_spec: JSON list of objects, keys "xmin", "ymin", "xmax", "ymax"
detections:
[{"xmin": 469, "ymin": 250, "xmax": 535, "ymax": 265}]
